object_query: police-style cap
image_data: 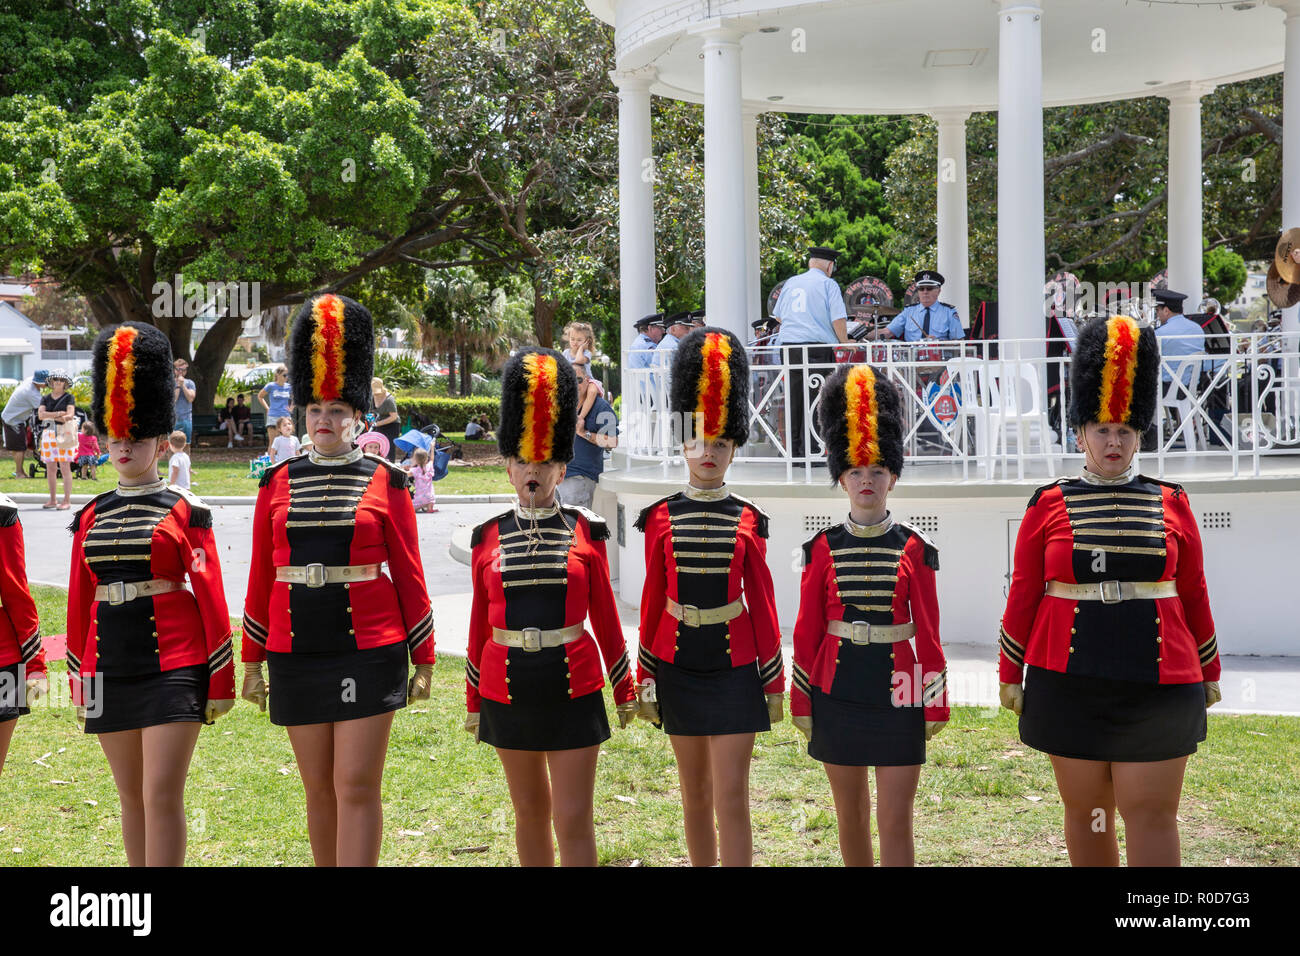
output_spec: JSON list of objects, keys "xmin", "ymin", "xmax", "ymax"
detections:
[
  {"xmin": 1152, "ymin": 288, "xmax": 1187, "ymax": 312},
  {"xmin": 665, "ymin": 311, "xmax": 692, "ymax": 328},
  {"xmin": 634, "ymin": 312, "xmax": 663, "ymax": 331},
  {"xmin": 809, "ymin": 247, "xmax": 841, "ymax": 263},
  {"xmin": 688, "ymin": 309, "xmax": 706, "ymax": 326},
  {"xmin": 914, "ymin": 270, "xmax": 944, "ymax": 288}
]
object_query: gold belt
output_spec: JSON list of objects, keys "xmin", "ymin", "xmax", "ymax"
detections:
[
  {"xmin": 826, "ymin": 619, "xmax": 916, "ymax": 645},
  {"xmin": 1045, "ymin": 580, "xmax": 1178, "ymax": 604},
  {"xmin": 492, "ymin": 623, "xmax": 584, "ymax": 651},
  {"xmin": 94, "ymin": 579, "xmax": 185, "ymax": 606},
  {"xmin": 275, "ymin": 563, "xmax": 382, "ymax": 587},
  {"xmin": 665, "ymin": 596, "xmax": 744, "ymax": 627}
]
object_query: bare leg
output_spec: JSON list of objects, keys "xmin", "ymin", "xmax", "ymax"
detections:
[
  {"xmin": 140, "ymin": 721, "xmax": 202, "ymax": 866},
  {"xmin": 823, "ymin": 762, "xmax": 873, "ymax": 866},
  {"xmin": 59, "ymin": 460, "xmax": 73, "ymax": 504},
  {"xmin": 9, "ymin": 451, "xmax": 23, "ymax": 477},
  {"xmin": 546, "ymin": 746, "xmax": 600, "ymax": 867},
  {"xmin": 97, "ymin": 729, "xmax": 146, "ymax": 866},
  {"xmin": 874, "ymin": 764, "xmax": 922, "ymax": 866},
  {"xmin": 708, "ymin": 733, "xmax": 756, "ymax": 867},
  {"xmin": 332, "ymin": 711, "xmax": 395, "ymax": 866},
  {"xmin": 286, "ymin": 722, "xmax": 337, "ymax": 865},
  {"xmin": 0, "ymin": 718, "xmax": 16, "ymax": 776},
  {"xmin": 45, "ymin": 461, "xmax": 56, "ymax": 505},
  {"xmin": 1112, "ymin": 757, "xmax": 1188, "ymax": 867},
  {"xmin": 1049, "ymin": 755, "xmax": 1119, "ymax": 866},
  {"xmin": 669, "ymin": 734, "xmax": 716, "ymax": 866},
  {"xmin": 496, "ymin": 747, "xmax": 554, "ymax": 866}
]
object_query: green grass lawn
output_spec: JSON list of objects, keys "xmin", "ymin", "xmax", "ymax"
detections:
[
  {"xmin": 4, "ymin": 585, "xmax": 1297, "ymax": 866},
  {"xmin": 0, "ymin": 461, "xmax": 511, "ymax": 498}
]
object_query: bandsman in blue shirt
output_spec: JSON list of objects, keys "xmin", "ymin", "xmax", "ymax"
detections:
[
  {"xmin": 870, "ymin": 270, "xmax": 965, "ymax": 342},
  {"xmin": 628, "ymin": 313, "xmax": 664, "ymax": 370},
  {"xmin": 1152, "ymin": 288, "xmax": 1204, "ymax": 388}
]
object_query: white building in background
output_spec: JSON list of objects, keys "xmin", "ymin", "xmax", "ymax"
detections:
[
  {"xmin": 1229, "ymin": 270, "xmax": 1270, "ymax": 316},
  {"xmin": 0, "ymin": 302, "xmax": 42, "ymax": 383}
]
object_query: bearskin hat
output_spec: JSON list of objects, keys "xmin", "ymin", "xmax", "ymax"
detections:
[
  {"xmin": 287, "ymin": 293, "xmax": 374, "ymax": 412},
  {"xmin": 1068, "ymin": 315, "xmax": 1159, "ymax": 432},
  {"xmin": 497, "ymin": 347, "xmax": 578, "ymax": 464},
  {"xmin": 818, "ymin": 363, "xmax": 905, "ymax": 482},
  {"xmin": 91, "ymin": 322, "xmax": 176, "ymax": 441},
  {"xmin": 669, "ymin": 327, "xmax": 751, "ymax": 446}
]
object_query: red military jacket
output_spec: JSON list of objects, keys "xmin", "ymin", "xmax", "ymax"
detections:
[
  {"xmin": 635, "ymin": 489, "xmax": 784, "ymax": 693},
  {"xmin": 66, "ymin": 480, "xmax": 233, "ymax": 704},
  {"xmin": 465, "ymin": 504, "xmax": 635, "ymax": 712},
  {"xmin": 241, "ymin": 449, "xmax": 434, "ymax": 665},
  {"xmin": 999, "ymin": 475, "xmax": 1219, "ymax": 686},
  {"xmin": 0, "ymin": 495, "xmax": 44, "ymax": 678},
  {"xmin": 792, "ymin": 515, "xmax": 949, "ymax": 722}
]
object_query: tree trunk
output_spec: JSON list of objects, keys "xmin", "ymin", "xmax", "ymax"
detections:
[
  {"xmin": 189, "ymin": 314, "xmax": 245, "ymax": 415},
  {"xmin": 447, "ymin": 347, "xmax": 456, "ymax": 396},
  {"xmin": 460, "ymin": 346, "xmax": 472, "ymax": 396},
  {"xmin": 532, "ymin": 282, "xmax": 559, "ymax": 347}
]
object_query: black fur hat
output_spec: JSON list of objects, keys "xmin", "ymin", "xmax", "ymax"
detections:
[
  {"xmin": 287, "ymin": 293, "xmax": 374, "ymax": 411},
  {"xmin": 91, "ymin": 322, "xmax": 176, "ymax": 441},
  {"xmin": 818, "ymin": 363, "xmax": 905, "ymax": 481},
  {"xmin": 497, "ymin": 347, "xmax": 578, "ymax": 464},
  {"xmin": 669, "ymin": 326, "xmax": 750, "ymax": 445},
  {"xmin": 1068, "ymin": 315, "xmax": 1159, "ymax": 432}
]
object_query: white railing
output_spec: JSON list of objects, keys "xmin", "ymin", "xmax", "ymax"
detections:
[{"xmin": 620, "ymin": 334, "xmax": 1300, "ymax": 481}]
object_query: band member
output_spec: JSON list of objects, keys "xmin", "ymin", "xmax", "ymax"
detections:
[
  {"xmin": 0, "ymin": 493, "xmax": 45, "ymax": 776},
  {"xmin": 998, "ymin": 315, "xmax": 1221, "ymax": 866},
  {"xmin": 464, "ymin": 348, "xmax": 636, "ymax": 867},
  {"xmin": 635, "ymin": 327, "xmax": 784, "ymax": 867},
  {"xmin": 791, "ymin": 364, "xmax": 949, "ymax": 866},
  {"xmin": 241, "ymin": 294, "xmax": 434, "ymax": 867},
  {"xmin": 66, "ymin": 322, "xmax": 235, "ymax": 866}
]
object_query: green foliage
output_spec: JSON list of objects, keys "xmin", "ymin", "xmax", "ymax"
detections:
[
  {"xmin": 1204, "ymin": 246, "xmax": 1248, "ymax": 306},
  {"xmin": 395, "ymin": 396, "xmax": 499, "ymax": 431},
  {"xmin": 374, "ymin": 351, "xmax": 430, "ymax": 390}
]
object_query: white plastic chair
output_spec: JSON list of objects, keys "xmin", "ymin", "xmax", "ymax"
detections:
[
  {"xmin": 1159, "ymin": 357, "xmax": 1205, "ymax": 452},
  {"xmin": 986, "ymin": 362, "xmax": 1060, "ymax": 475}
]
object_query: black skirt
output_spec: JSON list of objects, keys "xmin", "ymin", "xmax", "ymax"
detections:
[
  {"xmin": 266, "ymin": 643, "xmax": 407, "ymax": 727},
  {"xmin": 83, "ymin": 664, "xmax": 207, "ymax": 734},
  {"xmin": 1019, "ymin": 664, "xmax": 1207, "ymax": 763},
  {"xmin": 480, "ymin": 690, "xmax": 610, "ymax": 751},
  {"xmin": 0, "ymin": 663, "xmax": 31, "ymax": 722},
  {"xmin": 656, "ymin": 658, "xmax": 770, "ymax": 737},
  {"xmin": 807, "ymin": 687, "xmax": 926, "ymax": 767}
]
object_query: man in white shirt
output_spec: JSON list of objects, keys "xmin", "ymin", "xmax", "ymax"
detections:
[{"xmin": 2, "ymin": 370, "xmax": 48, "ymax": 478}]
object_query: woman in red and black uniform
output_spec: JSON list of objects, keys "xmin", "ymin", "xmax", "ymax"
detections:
[
  {"xmin": 636, "ymin": 327, "xmax": 784, "ymax": 867},
  {"xmin": 66, "ymin": 322, "xmax": 235, "ymax": 866},
  {"xmin": 791, "ymin": 364, "xmax": 948, "ymax": 866},
  {"xmin": 465, "ymin": 348, "xmax": 636, "ymax": 866},
  {"xmin": 241, "ymin": 294, "xmax": 434, "ymax": 867},
  {"xmin": 1, "ymin": 492, "xmax": 46, "ymax": 774},
  {"xmin": 998, "ymin": 315, "xmax": 1221, "ymax": 866}
]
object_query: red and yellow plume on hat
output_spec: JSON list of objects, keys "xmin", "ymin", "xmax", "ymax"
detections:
[
  {"xmin": 103, "ymin": 326, "xmax": 140, "ymax": 440},
  {"xmin": 692, "ymin": 332, "xmax": 733, "ymax": 441},
  {"xmin": 309, "ymin": 294, "xmax": 347, "ymax": 403},
  {"xmin": 844, "ymin": 365, "xmax": 881, "ymax": 468},
  {"xmin": 518, "ymin": 351, "xmax": 561, "ymax": 463},
  {"xmin": 1097, "ymin": 315, "xmax": 1140, "ymax": 425}
]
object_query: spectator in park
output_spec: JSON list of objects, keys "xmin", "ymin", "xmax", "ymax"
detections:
[
  {"xmin": 558, "ymin": 359, "xmax": 617, "ymax": 510},
  {"xmin": 269, "ymin": 416, "xmax": 300, "ymax": 464},
  {"xmin": 75, "ymin": 422, "xmax": 102, "ymax": 480},
  {"xmin": 464, "ymin": 414, "xmax": 494, "ymax": 441},
  {"xmin": 219, "ymin": 397, "xmax": 245, "ymax": 448},
  {"xmin": 38, "ymin": 369, "xmax": 77, "ymax": 510},
  {"xmin": 257, "ymin": 365, "xmax": 293, "ymax": 454},
  {"xmin": 2, "ymin": 369, "xmax": 48, "ymax": 479},
  {"xmin": 370, "ymin": 378, "xmax": 401, "ymax": 460},
  {"xmin": 173, "ymin": 358, "xmax": 197, "ymax": 446},
  {"xmin": 355, "ymin": 430, "xmax": 390, "ymax": 459},
  {"xmin": 232, "ymin": 393, "xmax": 253, "ymax": 443},
  {"xmin": 167, "ymin": 430, "xmax": 192, "ymax": 490},
  {"xmin": 407, "ymin": 447, "xmax": 437, "ymax": 513}
]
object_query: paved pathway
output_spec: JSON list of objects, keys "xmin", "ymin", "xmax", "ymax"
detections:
[{"xmin": 13, "ymin": 499, "xmax": 1297, "ymax": 716}]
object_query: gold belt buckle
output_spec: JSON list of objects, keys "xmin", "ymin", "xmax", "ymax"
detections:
[
  {"xmin": 850, "ymin": 621, "xmax": 872, "ymax": 645},
  {"xmin": 521, "ymin": 627, "xmax": 542, "ymax": 652},
  {"xmin": 304, "ymin": 563, "xmax": 327, "ymax": 588},
  {"xmin": 679, "ymin": 603, "xmax": 701, "ymax": 627},
  {"xmin": 1099, "ymin": 580, "xmax": 1123, "ymax": 604},
  {"xmin": 106, "ymin": 581, "xmax": 127, "ymax": 606}
]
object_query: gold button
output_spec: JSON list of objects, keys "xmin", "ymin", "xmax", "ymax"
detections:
[
  {"xmin": 507, "ymin": 694, "xmax": 512, "ymax": 701},
  {"xmin": 152, "ymin": 631, "xmax": 158, "ymax": 637},
  {"xmin": 96, "ymin": 652, "xmax": 100, "ymax": 658},
  {"xmin": 567, "ymin": 689, "xmax": 573, "ymax": 695},
  {"xmin": 725, "ymin": 649, "xmax": 731, "ymax": 655},
  {"xmin": 290, "ymin": 631, "xmax": 294, "ymax": 637},
  {"xmin": 349, "ymin": 629, "xmax": 355, "ymax": 635},
  {"xmin": 673, "ymin": 645, "xmax": 679, "ymax": 651},
  {"xmin": 504, "ymin": 677, "xmax": 510, "ymax": 684},
  {"xmin": 1156, "ymin": 637, "xmax": 1163, "ymax": 643},
  {"xmin": 1156, "ymin": 657, "xmax": 1163, "ymax": 663},
  {"xmin": 1154, "ymin": 617, "xmax": 1160, "ymax": 624},
  {"xmin": 154, "ymin": 649, "xmax": 160, "ymax": 654},
  {"xmin": 149, "ymin": 615, "xmax": 156, "ymax": 621},
  {"xmin": 565, "ymin": 672, "xmax": 571, "ymax": 678},
  {"xmin": 834, "ymin": 658, "xmax": 840, "ymax": 664},
  {"xmin": 564, "ymin": 657, "xmax": 570, "ymax": 663},
  {"xmin": 1069, "ymin": 646, "xmax": 1075, "ymax": 653},
  {"xmin": 1073, "ymin": 607, "xmax": 1080, "ymax": 615},
  {"xmin": 1070, "ymin": 628, "xmax": 1076, "ymax": 635},
  {"xmin": 287, "ymin": 584, "xmax": 292, "ymax": 590},
  {"xmin": 346, "ymin": 607, "xmax": 352, "ymax": 613},
  {"xmin": 345, "ymin": 583, "xmax": 350, "ymax": 590},
  {"xmin": 889, "ymin": 653, "xmax": 895, "ymax": 659}
]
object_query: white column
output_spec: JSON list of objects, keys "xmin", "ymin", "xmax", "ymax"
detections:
[
  {"xmin": 743, "ymin": 107, "xmax": 763, "ymax": 328},
  {"xmin": 1165, "ymin": 83, "xmax": 1213, "ymax": 311},
  {"xmin": 690, "ymin": 21, "xmax": 748, "ymax": 341},
  {"xmin": 996, "ymin": 1, "xmax": 1045, "ymax": 358},
  {"xmin": 612, "ymin": 67, "xmax": 658, "ymax": 404},
  {"xmin": 933, "ymin": 109, "xmax": 971, "ymax": 328},
  {"xmin": 1282, "ymin": 1, "xmax": 1300, "ymax": 336}
]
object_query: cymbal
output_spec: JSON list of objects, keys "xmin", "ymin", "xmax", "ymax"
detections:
[{"xmin": 1273, "ymin": 227, "xmax": 1300, "ymax": 285}]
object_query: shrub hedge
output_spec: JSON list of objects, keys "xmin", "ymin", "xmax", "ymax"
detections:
[{"xmin": 394, "ymin": 397, "xmax": 500, "ymax": 431}]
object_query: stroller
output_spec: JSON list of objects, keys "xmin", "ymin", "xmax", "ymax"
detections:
[{"xmin": 25, "ymin": 411, "xmax": 97, "ymax": 480}]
